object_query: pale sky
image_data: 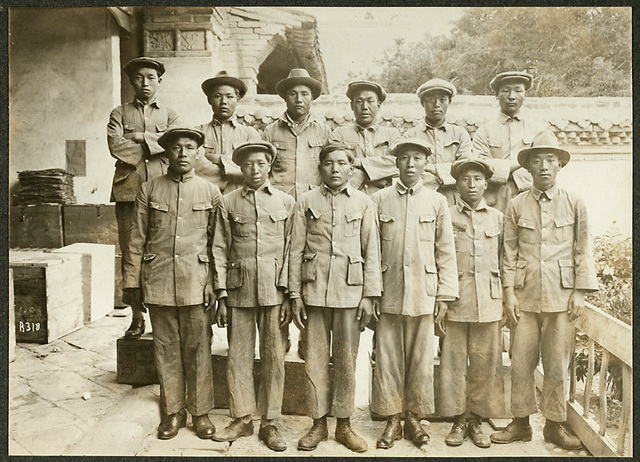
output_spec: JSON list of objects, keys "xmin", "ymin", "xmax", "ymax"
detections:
[{"xmin": 299, "ymin": 7, "xmax": 464, "ymax": 93}]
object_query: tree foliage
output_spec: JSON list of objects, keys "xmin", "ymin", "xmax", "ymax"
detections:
[{"xmin": 369, "ymin": 7, "xmax": 631, "ymax": 96}]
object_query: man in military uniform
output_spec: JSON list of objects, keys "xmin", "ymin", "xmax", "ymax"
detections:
[
  {"xmin": 329, "ymin": 80, "xmax": 401, "ymax": 195},
  {"xmin": 107, "ymin": 57, "xmax": 180, "ymax": 338},
  {"xmin": 403, "ymin": 78, "xmax": 473, "ymax": 206},
  {"xmin": 196, "ymin": 71, "xmax": 261, "ymax": 192},
  {"xmin": 472, "ymin": 71, "xmax": 548, "ymax": 213}
]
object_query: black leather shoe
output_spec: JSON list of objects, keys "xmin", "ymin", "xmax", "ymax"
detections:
[
  {"xmin": 259, "ymin": 424, "xmax": 287, "ymax": 452},
  {"xmin": 335, "ymin": 419, "xmax": 368, "ymax": 453},
  {"xmin": 490, "ymin": 419, "xmax": 533, "ymax": 444},
  {"xmin": 376, "ymin": 414, "xmax": 402, "ymax": 449},
  {"xmin": 404, "ymin": 412, "xmax": 430, "ymax": 447},
  {"xmin": 157, "ymin": 409, "xmax": 187, "ymax": 440},
  {"xmin": 192, "ymin": 414, "xmax": 215, "ymax": 439},
  {"xmin": 543, "ymin": 421, "xmax": 582, "ymax": 450},
  {"xmin": 125, "ymin": 317, "xmax": 145, "ymax": 338},
  {"xmin": 298, "ymin": 417, "xmax": 328, "ymax": 451},
  {"xmin": 211, "ymin": 418, "xmax": 253, "ymax": 442}
]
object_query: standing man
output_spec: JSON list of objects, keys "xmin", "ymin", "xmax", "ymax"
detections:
[
  {"xmin": 212, "ymin": 141, "xmax": 294, "ymax": 451},
  {"xmin": 371, "ymin": 138, "xmax": 458, "ymax": 450},
  {"xmin": 491, "ymin": 131, "xmax": 598, "ymax": 449},
  {"xmin": 262, "ymin": 68, "xmax": 331, "ymax": 199},
  {"xmin": 196, "ymin": 71, "xmax": 261, "ymax": 193},
  {"xmin": 473, "ymin": 71, "xmax": 548, "ymax": 213},
  {"xmin": 288, "ymin": 144, "xmax": 381, "ymax": 453},
  {"xmin": 107, "ymin": 57, "xmax": 180, "ymax": 338},
  {"xmin": 403, "ymin": 78, "xmax": 473, "ymax": 205},
  {"xmin": 329, "ymin": 80, "xmax": 401, "ymax": 195},
  {"xmin": 438, "ymin": 158, "xmax": 505, "ymax": 449},
  {"xmin": 122, "ymin": 128, "xmax": 221, "ymax": 440}
]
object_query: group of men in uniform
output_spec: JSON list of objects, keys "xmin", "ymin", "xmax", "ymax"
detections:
[{"xmin": 109, "ymin": 56, "xmax": 598, "ymax": 453}]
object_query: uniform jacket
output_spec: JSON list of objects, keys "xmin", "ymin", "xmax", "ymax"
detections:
[
  {"xmin": 502, "ymin": 185, "xmax": 598, "ymax": 312},
  {"xmin": 262, "ymin": 113, "xmax": 331, "ymax": 199},
  {"xmin": 288, "ymin": 183, "xmax": 382, "ymax": 308},
  {"xmin": 329, "ymin": 122, "xmax": 401, "ymax": 194},
  {"xmin": 448, "ymin": 199, "xmax": 504, "ymax": 322},
  {"xmin": 195, "ymin": 116, "xmax": 261, "ymax": 191},
  {"xmin": 403, "ymin": 120, "xmax": 473, "ymax": 204},
  {"xmin": 107, "ymin": 99, "xmax": 181, "ymax": 202},
  {"xmin": 123, "ymin": 169, "xmax": 222, "ymax": 306},
  {"xmin": 213, "ymin": 181, "xmax": 295, "ymax": 308},
  {"xmin": 372, "ymin": 179, "xmax": 458, "ymax": 316}
]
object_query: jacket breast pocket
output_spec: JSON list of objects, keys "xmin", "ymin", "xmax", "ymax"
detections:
[
  {"xmin": 444, "ymin": 139, "xmax": 461, "ymax": 156},
  {"xmin": 345, "ymin": 211, "xmax": 364, "ymax": 237},
  {"xmin": 192, "ymin": 202, "xmax": 213, "ymax": 229},
  {"xmin": 559, "ymin": 259, "xmax": 575, "ymax": 289},
  {"xmin": 306, "ymin": 208, "xmax": 324, "ymax": 236},
  {"xmin": 419, "ymin": 215, "xmax": 436, "ymax": 241},
  {"xmin": 347, "ymin": 255, "xmax": 364, "ymax": 286},
  {"xmin": 155, "ymin": 123, "xmax": 168, "ymax": 133},
  {"xmin": 271, "ymin": 141, "xmax": 288, "ymax": 172},
  {"xmin": 123, "ymin": 122, "xmax": 136, "ymax": 134},
  {"xmin": 554, "ymin": 216, "xmax": 575, "ymax": 242},
  {"xmin": 230, "ymin": 212, "xmax": 251, "ymax": 237},
  {"xmin": 484, "ymin": 226, "xmax": 501, "ymax": 252},
  {"xmin": 424, "ymin": 264, "xmax": 438, "ymax": 297},
  {"xmin": 302, "ymin": 253, "xmax": 317, "ymax": 282},
  {"xmin": 267, "ymin": 210, "xmax": 288, "ymax": 237},
  {"xmin": 490, "ymin": 269, "xmax": 503, "ymax": 299},
  {"xmin": 379, "ymin": 214, "xmax": 396, "ymax": 241},
  {"xmin": 149, "ymin": 201, "xmax": 169, "ymax": 229},
  {"xmin": 514, "ymin": 260, "xmax": 527, "ymax": 289},
  {"xmin": 226, "ymin": 260, "xmax": 244, "ymax": 289},
  {"xmin": 517, "ymin": 218, "xmax": 536, "ymax": 244}
]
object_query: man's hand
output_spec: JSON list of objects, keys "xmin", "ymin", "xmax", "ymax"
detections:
[
  {"xmin": 504, "ymin": 287, "xmax": 520, "ymax": 325},
  {"xmin": 373, "ymin": 297, "xmax": 381, "ymax": 320},
  {"xmin": 203, "ymin": 284, "xmax": 215, "ymax": 311},
  {"xmin": 434, "ymin": 301, "xmax": 448, "ymax": 335},
  {"xmin": 291, "ymin": 298, "xmax": 307, "ymax": 330},
  {"xmin": 280, "ymin": 298, "xmax": 292, "ymax": 327},
  {"xmin": 567, "ymin": 290, "xmax": 586, "ymax": 321},
  {"xmin": 356, "ymin": 297, "xmax": 375, "ymax": 332},
  {"xmin": 215, "ymin": 298, "xmax": 228, "ymax": 328},
  {"xmin": 122, "ymin": 288, "xmax": 142, "ymax": 307}
]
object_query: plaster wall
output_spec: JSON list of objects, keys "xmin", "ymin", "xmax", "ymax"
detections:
[{"xmin": 9, "ymin": 8, "xmax": 120, "ymax": 205}]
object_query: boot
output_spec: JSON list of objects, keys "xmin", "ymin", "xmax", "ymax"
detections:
[
  {"xmin": 376, "ymin": 413, "xmax": 402, "ymax": 449},
  {"xmin": 211, "ymin": 417, "xmax": 253, "ymax": 442},
  {"xmin": 335, "ymin": 417, "xmax": 368, "ymax": 453},
  {"xmin": 543, "ymin": 420, "xmax": 582, "ymax": 450},
  {"xmin": 490, "ymin": 417, "xmax": 533, "ymax": 444},
  {"xmin": 468, "ymin": 418, "xmax": 491, "ymax": 448},
  {"xmin": 157, "ymin": 409, "xmax": 187, "ymax": 440},
  {"xmin": 404, "ymin": 411, "xmax": 430, "ymax": 447},
  {"xmin": 259, "ymin": 424, "xmax": 287, "ymax": 452},
  {"xmin": 298, "ymin": 416, "xmax": 328, "ymax": 451},
  {"xmin": 192, "ymin": 414, "xmax": 215, "ymax": 439}
]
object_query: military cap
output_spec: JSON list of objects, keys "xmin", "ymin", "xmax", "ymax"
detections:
[
  {"xmin": 201, "ymin": 71, "xmax": 248, "ymax": 99},
  {"xmin": 416, "ymin": 78, "xmax": 457, "ymax": 101},
  {"xmin": 517, "ymin": 130, "xmax": 570, "ymax": 168},
  {"xmin": 158, "ymin": 128, "xmax": 205, "ymax": 150},
  {"xmin": 489, "ymin": 71, "xmax": 533, "ymax": 93},
  {"xmin": 450, "ymin": 158, "xmax": 494, "ymax": 180},
  {"xmin": 346, "ymin": 80, "xmax": 387, "ymax": 103},
  {"xmin": 389, "ymin": 138, "xmax": 433, "ymax": 158},
  {"xmin": 123, "ymin": 57, "xmax": 165, "ymax": 77},
  {"xmin": 275, "ymin": 68, "xmax": 323, "ymax": 100},
  {"xmin": 232, "ymin": 141, "xmax": 277, "ymax": 166}
]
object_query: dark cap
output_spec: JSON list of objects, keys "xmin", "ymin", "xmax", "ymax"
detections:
[
  {"xmin": 275, "ymin": 68, "xmax": 322, "ymax": 100},
  {"xmin": 232, "ymin": 141, "xmax": 277, "ymax": 166},
  {"xmin": 201, "ymin": 71, "xmax": 247, "ymax": 99},
  {"xmin": 346, "ymin": 80, "xmax": 387, "ymax": 103},
  {"xmin": 450, "ymin": 158, "xmax": 494, "ymax": 180},
  {"xmin": 123, "ymin": 57, "xmax": 165, "ymax": 77},
  {"xmin": 158, "ymin": 128, "xmax": 205, "ymax": 150},
  {"xmin": 489, "ymin": 71, "xmax": 533, "ymax": 93},
  {"xmin": 389, "ymin": 138, "xmax": 433, "ymax": 158},
  {"xmin": 416, "ymin": 78, "xmax": 457, "ymax": 100},
  {"xmin": 517, "ymin": 130, "xmax": 570, "ymax": 168}
]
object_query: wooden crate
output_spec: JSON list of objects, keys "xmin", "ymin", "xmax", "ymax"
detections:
[
  {"xmin": 10, "ymin": 205, "xmax": 64, "ymax": 249},
  {"xmin": 63, "ymin": 204, "xmax": 119, "ymax": 252},
  {"xmin": 9, "ymin": 250, "xmax": 84, "ymax": 343},
  {"xmin": 50, "ymin": 243, "xmax": 115, "ymax": 324},
  {"xmin": 9, "ymin": 268, "xmax": 16, "ymax": 362},
  {"xmin": 116, "ymin": 334, "xmax": 158, "ymax": 385}
]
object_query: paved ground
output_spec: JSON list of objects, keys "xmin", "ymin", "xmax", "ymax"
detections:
[{"xmin": 9, "ymin": 310, "xmax": 591, "ymax": 457}]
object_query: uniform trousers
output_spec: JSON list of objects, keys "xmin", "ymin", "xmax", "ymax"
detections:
[
  {"xmin": 511, "ymin": 311, "xmax": 574, "ymax": 422},
  {"xmin": 371, "ymin": 313, "xmax": 435, "ymax": 417},
  {"xmin": 227, "ymin": 305, "xmax": 287, "ymax": 420},
  {"xmin": 115, "ymin": 202, "xmax": 144, "ymax": 312},
  {"xmin": 303, "ymin": 306, "xmax": 361, "ymax": 419},
  {"xmin": 148, "ymin": 304, "xmax": 214, "ymax": 416},
  {"xmin": 438, "ymin": 320, "xmax": 504, "ymax": 417}
]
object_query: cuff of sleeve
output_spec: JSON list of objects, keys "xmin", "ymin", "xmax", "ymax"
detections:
[
  {"xmin": 289, "ymin": 291, "xmax": 301, "ymax": 299},
  {"xmin": 216, "ymin": 289, "xmax": 228, "ymax": 299},
  {"xmin": 436, "ymin": 296, "xmax": 457, "ymax": 302},
  {"xmin": 435, "ymin": 163, "xmax": 456, "ymax": 186},
  {"xmin": 512, "ymin": 168, "xmax": 533, "ymax": 191},
  {"xmin": 502, "ymin": 273, "xmax": 515, "ymax": 287},
  {"xmin": 488, "ymin": 159, "xmax": 510, "ymax": 184}
]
